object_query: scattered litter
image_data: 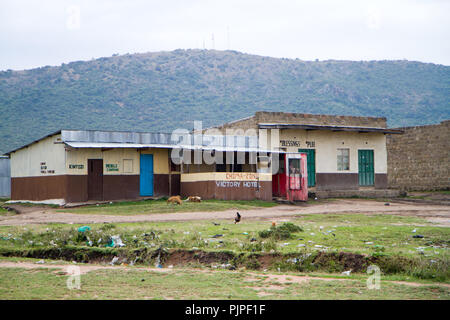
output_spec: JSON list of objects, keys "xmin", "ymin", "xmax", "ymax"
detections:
[
  {"xmin": 319, "ymin": 226, "xmax": 324, "ymax": 230},
  {"xmin": 111, "ymin": 235, "xmax": 125, "ymax": 247},
  {"xmin": 250, "ymin": 238, "xmax": 257, "ymax": 242},
  {"xmin": 412, "ymin": 229, "xmax": 417, "ymax": 233},
  {"xmin": 365, "ymin": 242, "xmax": 374, "ymax": 245},
  {"xmin": 212, "ymin": 234, "xmax": 223, "ymax": 238},
  {"xmin": 168, "ymin": 265, "xmax": 173, "ymax": 269},
  {"xmin": 78, "ymin": 226, "xmax": 91, "ymax": 233},
  {"xmin": 183, "ymin": 231, "xmax": 190, "ymax": 235},
  {"xmin": 287, "ymin": 258, "xmax": 298, "ymax": 264},
  {"xmin": 314, "ymin": 245, "xmax": 323, "ymax": 248},
  {"xmin": 242, "ymin": 232, "xmax": 248, "ymax": 235},
  {"xmin": 341, "ymin": 270, "xmax": 352, "ymax": 276},
  {"xmin": 413, "ymin": 235, "xmax": 424, "ymax": 239},
  {"xmin": 35, "ymin": 260, "xmax": 45, "ymax": 264},
  {"xmin": 310, "ymin": 233, "xmax": 315, "ymax": 236},
  {"xmin": 110, "ymin": 257, "xmax": 119, "ymax": 265},
  {"xmin": 384, "ymin": 203, "xmax": 390, "ymax": 206},
  {"xmin": 212, "ymin": 222, "xmax": 220, "ymax": 226},
  {"xmin": 297, "ymin": 244, "xmax": 306, "ymax": 247}
]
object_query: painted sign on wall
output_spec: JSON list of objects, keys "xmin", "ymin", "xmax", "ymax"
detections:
[
  {"xmin": 280, "ymin": 140, "xmax": 316, "ymax": 148},
  {"xmin": 216, "ymin": 181, "xmax": 261, "ymax": 188},
  {"xmin": 105, "ymin": 164, "xmax": 119, "ymax": 172}
]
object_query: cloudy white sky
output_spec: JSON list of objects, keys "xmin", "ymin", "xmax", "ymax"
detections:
[{"xmin": 1, "ymin": 0, "xmax": 449, "ymax": 71}]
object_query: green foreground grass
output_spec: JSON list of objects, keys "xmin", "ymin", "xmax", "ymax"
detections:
[
  {"xmin": 58, "ymin": 199, "xmax": 279, "ymax": 215},
  {"xmin": 1, "ymin": 213, "xmax": 447, "ymax": 259},
  {"xmin": 0, "ymin": 259, "xmax": 448, "ymax": 300},
  {"xmin": 0, "ymin": 205, "xmax": 449, "ymax": 299}
]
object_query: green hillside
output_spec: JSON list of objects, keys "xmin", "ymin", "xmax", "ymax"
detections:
[{"xmin": 1, "ymin": 49, "xmax": 449, "ymax": 154}]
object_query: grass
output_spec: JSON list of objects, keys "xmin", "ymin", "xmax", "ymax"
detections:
[
  {"xmin": 0, "ymin": 214, "xmax": 447, "ymax": 259},
  {"xmin": 0, "ymin": 199, "xmax": 11, "ymax": 216},
  {"xmin": 0, "ymin": 209, "xmax": 449, "ymax": 299},
  {"xmin": 0, "ymin": 262, "xmax": 447, "ymax": 300},
  {"xmin": 58, "ymin": 199, "xmax": 279, "ymax": 215},
  {"xmin": 0, "ymin": 213, "xmax": 448, "ymax": 283}
]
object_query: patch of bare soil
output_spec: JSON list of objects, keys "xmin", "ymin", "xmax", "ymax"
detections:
[{"xmin": 0, "ymin": 199, "xmax": 448, "ymax": 226}]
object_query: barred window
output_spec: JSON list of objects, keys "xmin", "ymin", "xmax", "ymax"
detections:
[{"xmin": 337, "ymin": 149, "xmax": 350, "ymax": 171}]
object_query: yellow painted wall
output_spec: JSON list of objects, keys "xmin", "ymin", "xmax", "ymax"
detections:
[
  {"xmin": 181, "ymin": 172, "xmax": 272, "ymax": 182},
  {"xmin": 65, "ymin": 147, "xmax": 170, "ymax": 175},
  {"xmin": 10, "ymin": 134, "xmax": 66, "ymax": 178},
  {"xmin": 270, "ymin": 129, "xmax": 387, "ymax": 174}
]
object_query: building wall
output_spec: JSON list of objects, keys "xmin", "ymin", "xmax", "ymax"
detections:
[
  {"xmin": 10, "ymin": 134, "xmax": 66, "ymax": 178},
  {"xmin": 65, "ymin": 147, "xmax": 173, "ymax": 201},
  {"xmin": 207, "ymin": 111, "xmax": 389, "ymax": 191},
  {"xmin": 10, "ymin": 140, "xmax": 178, "ymax": 202},
  {"xmin": 181, "ymin": 172, "xmax": 272, "ymax": 201},
  {"xmin": 0, "ymin": 157, "xmax": 11, "ymax": 198},
  {"xmin": 10, "ymin": 134, "xmax": 68, "ymax": 201},
  {"xmin": 272, "ymin": 129, "xmax": 387, "ymax": 190},
  {"xmin": 387, "ymin": 120, "xmax": 450, "ymax": 191}
]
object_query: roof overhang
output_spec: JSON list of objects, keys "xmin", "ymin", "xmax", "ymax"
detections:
[
  {"xmin": 64, "ymin": 141, "xmax": 284, "ymax": 154},
  {"xmin": 258, "ymin": 123, "xmax": 404, "ymax": 134}
]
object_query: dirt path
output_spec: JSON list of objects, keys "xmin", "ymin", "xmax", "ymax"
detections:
[
  {"xmin": 0, "ymin": 199, "xmax": 449, "ymax": 226},
  {"xmin": 0, "ymin": 261, "xmax": 448, "ymax": 289}
]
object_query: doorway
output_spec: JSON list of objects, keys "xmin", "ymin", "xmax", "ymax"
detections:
[{"xmin": 88, "ymin": 159, "xmax": 103, "ymax": 200}]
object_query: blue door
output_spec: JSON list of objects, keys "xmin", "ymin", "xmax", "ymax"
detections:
[{"xmin": 140, "ymin": 154, "xmax": 154, "ymax": 196}]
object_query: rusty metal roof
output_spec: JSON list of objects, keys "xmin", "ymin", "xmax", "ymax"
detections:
[
  {"xmin": 6, "ymin": 129, "xmax": 281, "ymax": 154},
  {"xmin": 258, "ymin": 123, "xmax": 404, "ymax": 134}
]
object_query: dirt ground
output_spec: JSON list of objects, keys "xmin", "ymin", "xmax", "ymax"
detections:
[
  {"xmin": 0, "ymin": 260, "xmax": 448, "ymax": 289},
  {"xmin": 0, "ymin": 199, "xmax": 449, "ymax": 226}
]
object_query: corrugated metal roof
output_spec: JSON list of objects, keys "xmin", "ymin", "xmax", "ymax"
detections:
[
  {"xmin": 64, "ymin": 141, "xmax": 281, "ymax": 154},
  {"xmin": 6, "ymin": 129, "xmax": 266, "ymax": 155}
]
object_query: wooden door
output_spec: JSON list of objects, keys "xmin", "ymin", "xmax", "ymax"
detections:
[{"xmin": 88, "ymin": 159, "xmax": 103, "ymax": 200}]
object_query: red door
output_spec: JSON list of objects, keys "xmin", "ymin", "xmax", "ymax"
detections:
[{"xmin": 285, "ymin": 153, "xmax": 308, "ymax": 202}]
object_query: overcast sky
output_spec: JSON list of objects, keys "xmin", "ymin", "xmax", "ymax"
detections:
[{"xmin": 1, "ymin": 0, "xmax": 449, "ymax": 71}]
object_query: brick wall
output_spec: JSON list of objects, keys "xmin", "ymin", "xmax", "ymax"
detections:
[
  {"xmin": 208, "ymin": 111, "xmax": 387, "ymax": 133},
  {"xmin": 387, "ymin": 120, "xmax": 450, "ymax": 191}
]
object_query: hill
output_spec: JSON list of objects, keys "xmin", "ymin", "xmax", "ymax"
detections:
[{"xmin": 1, "ymin": 49, "xmax": 449, "ymax": 154}]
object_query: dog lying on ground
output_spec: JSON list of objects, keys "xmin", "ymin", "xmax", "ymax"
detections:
[
  {"xmin": 186, "ymin": 196, "xmax": 202, "ymax": 203},
  {"xmin": 167, "ymin": 195, "xmax": 182, "ymax": 205}
]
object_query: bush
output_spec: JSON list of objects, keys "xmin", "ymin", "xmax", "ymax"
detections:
[{"xmin": 258, "ymin": 223, "xmax": 303, "ymax": 240}]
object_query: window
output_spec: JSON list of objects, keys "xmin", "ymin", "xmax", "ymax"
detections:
[
  {"xmin": 123, "ymin": 159, "xmax": 133, "ymax": 173},
  {"xmin": 337, "ymin": 149, "xmax": 349, "ymax": 170}
]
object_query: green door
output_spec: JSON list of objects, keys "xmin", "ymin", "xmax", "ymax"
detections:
[
  {"xmin": 358, "ymin": 150, "xmax": 374, "ymax": 186},
  {"xmin": 298, "ymin": 149, "xmax": 316, "ymax": 187}
]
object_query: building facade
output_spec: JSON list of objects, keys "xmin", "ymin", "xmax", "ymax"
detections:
[
  {"xmin": 206, "ymin": 112, "xmax": 403, "ymax": 191},
  {"xmin": 7, "ymin": 130, "xmax": 276, "ymax": 204},
  {"xmin": 6, "ymin": 112, "xmax": 404, "ymax": 204}
]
